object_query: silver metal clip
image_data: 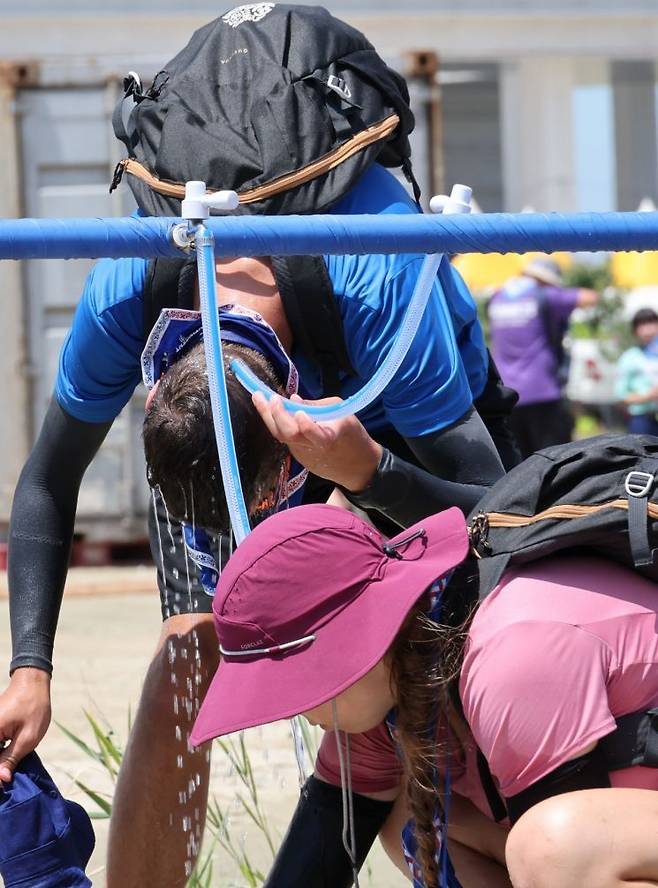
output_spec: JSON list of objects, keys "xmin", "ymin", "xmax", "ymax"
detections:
[
  {"xmin": 625, "ymin": 471, "xmax": 655, "ymax": 498},
  {"xmin": 327, "ymin": 74, "xmax": 352, "ymax": 101}
]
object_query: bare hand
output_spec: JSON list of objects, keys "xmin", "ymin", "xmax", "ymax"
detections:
[
  {"xmin": 253, "ymin": 392, "xmax": 382, "ymax": 492},
  {"xmin": 0, "ymin": 667, "xmax": 52, "ymax": 782}
]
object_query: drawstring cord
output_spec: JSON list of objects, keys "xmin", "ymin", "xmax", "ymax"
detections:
[{"xmin": 333, "ymin": 699, "xmax": 360, "ymax": 887}]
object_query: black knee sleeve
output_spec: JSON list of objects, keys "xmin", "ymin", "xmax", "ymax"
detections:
[{"xmin": 264, "ymin": 776, "xmax": 394, "ymax": 888}]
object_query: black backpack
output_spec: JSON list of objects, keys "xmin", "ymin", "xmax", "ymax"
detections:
[
  {"xmin": 115, "ymin": 5, "xmax": 415, "ymax": 391},
  {"xmin": 111, "ymin": 3, "xmax": 418, "ymax": 217},
  {"xmin": 465, "ymin": 434, "xmax": 658, "ymax": 821},
  {"xmin": 469, "ymin": 433, "xmax": 658, "ymax": 599}
]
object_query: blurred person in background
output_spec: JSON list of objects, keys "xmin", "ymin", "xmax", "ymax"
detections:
[
  {"xmin": 488, "ymin": 257, "xmax": 598, "ymax": 458},
  {"xmin": 615, "ymin": 307, "xmax": 658, "ymax": 436}
]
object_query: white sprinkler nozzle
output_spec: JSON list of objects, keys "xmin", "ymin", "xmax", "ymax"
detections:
[
  {"xmin": 429, "ymin": 183, "xmax": 473, "ymax": 215},
  {"xmin": 181, "ymin": 181, "xmax": 240, "ymax": 221}
]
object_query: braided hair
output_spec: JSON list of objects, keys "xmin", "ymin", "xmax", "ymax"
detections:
[{"xmin": 387, "ymin": 563, "xmax": 477, "ymax": 887}]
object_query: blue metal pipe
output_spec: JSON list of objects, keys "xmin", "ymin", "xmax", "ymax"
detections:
[{"xmin": 1, "ymin": 211, "xmax": 658, "ymax": 261}]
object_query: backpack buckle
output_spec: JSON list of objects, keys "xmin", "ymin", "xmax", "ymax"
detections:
[
  {"xmin": 468, "ymin": 512, "xmax": 491, "ymax": 556},
  {"xmin": 625, "ymin": 471, "xmax": 655, "ymax": 498},
  {"xmin": 326, "ymin": 74, "xmax": 352, "ymax": 101}
]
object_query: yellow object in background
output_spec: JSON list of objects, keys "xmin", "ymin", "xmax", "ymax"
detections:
[
  {"xmin": 610, "ymin": 251, "xmax": 658, "ymax": 288},
  {"xmin": 453, "ymin": 251, "xmax": 573, "ymax": 294}
]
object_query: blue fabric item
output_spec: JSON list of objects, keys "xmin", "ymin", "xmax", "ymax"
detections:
[
  {"xmin": 183, "ymin": 524, "xmax": 221, "ymax": 597},
  {"xmin": 56, "ymin": 255, "xmax": 148, "ymax": 422},
  {"xmin": 0, "ymin": 752, "xmax": 95, "ymax": 888},
  {"xmin": 140, "ymin": 306, "xmax": 296, "ymax": 393},
  {"xmin": 628, "ymin": 413, "xmax": 658, "ymax": 436},
  {"xmin": 55, "ymin": 165, "xmax": 484, "ymax": 435}
]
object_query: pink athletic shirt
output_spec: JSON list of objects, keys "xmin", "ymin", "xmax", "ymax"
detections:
[{"xmin": 317, "ymin": 555, "xmax": 658, "ymax": 817}]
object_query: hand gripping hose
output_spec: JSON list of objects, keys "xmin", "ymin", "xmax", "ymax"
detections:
[{"xmin": 230, "ymin": 184, "xmax": 473, "ymax": 420}]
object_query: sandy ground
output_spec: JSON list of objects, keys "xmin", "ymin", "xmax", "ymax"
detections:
[{"xmin": 0, "ymin": 568, "xmax": 406, "ymax": 887}]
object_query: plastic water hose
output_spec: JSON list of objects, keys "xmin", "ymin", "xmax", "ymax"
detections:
[
  {"xmin": 230, "ymin": 184, "xmax": 473, "ymax": 421},
  {"xmin": 195, "ymin": 223, "xmax": 251, "ymax": 545}
]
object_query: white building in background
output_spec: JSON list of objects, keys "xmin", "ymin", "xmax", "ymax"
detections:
[{"xmin": 0, "ymin": 0, "xmax": 656, "ymax": 532}]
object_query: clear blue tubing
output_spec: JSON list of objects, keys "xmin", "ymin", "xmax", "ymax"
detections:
[
  {"xmin": 195, "ymin": 224, "xmax": 251, "ymax": 545},
  {"xmin": 230, "ymin": 251, "xmax": 451, "ymax": 419},
  {"xmin": 1, "ymin": 211, "xmax": 658, "ymax": 260}
]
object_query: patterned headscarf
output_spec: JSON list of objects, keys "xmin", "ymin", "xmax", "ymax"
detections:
[{"xmin": 142, "ymin": 304, "xmax": 308, "ymax": 596}]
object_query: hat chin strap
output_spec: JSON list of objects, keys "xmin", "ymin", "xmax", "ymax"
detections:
[{"xmin": 332, "ymin": 699, "xmax": 360, "ymax": 888}]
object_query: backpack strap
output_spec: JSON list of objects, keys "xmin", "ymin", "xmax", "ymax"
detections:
[
  {"xmin": 270, "ymin": 255, "xmax": 354, "ymax": 397},
  {"xmin": 505, "ymin": 745, "xmax": 611, "ymax": 824},
  {"xmin": 476, "ymin": 749, "xmax": 507, "ymax": 822},
  {"xmin": 600, "ymin": 707, "xmax": 658, "ymax": 770},
  {"xmin": 479, "ymin": 706, "xmax": 658, "ymax": 825},
  {"xmin": 625, "ymin": 469, "xmax": 657, "ymax": 567},
  {"xmin": 142, "ymin": 256, "xmax": 197, "ymax": 339}
]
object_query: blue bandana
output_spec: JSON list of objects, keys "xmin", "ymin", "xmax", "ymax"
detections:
[
  {"xmin": 142, "ymin": 305, "xmax": 308, "ymax": 597},
  {"xmin": 141, "ymin": 304, "xmax": 298, "ymax": 393}
]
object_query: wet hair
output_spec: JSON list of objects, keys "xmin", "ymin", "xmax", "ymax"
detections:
[
  {"xmin": 632, "ymin": 308, "xmax": 658, "ymax": 330},
  {"xmin": 143, "ymin": 341, "xmax": 288, "ymax": 533},
  {"xmin": 387, "ymin": 564, "xmax": 477, "ymax": 887}
]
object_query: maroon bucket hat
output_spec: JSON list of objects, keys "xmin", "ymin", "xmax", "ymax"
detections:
[{"xmin": 191, "ymin": 504, "xmax": 469, "ymax": 744}]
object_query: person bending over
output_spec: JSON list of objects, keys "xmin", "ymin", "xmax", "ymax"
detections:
[
  {"xmin": 191, "ymin": 502, "xmax": 658, "ymax": 888},
  {"xmin": 2, "ymin": 169, "xmax": 517, "ymax": 888}
]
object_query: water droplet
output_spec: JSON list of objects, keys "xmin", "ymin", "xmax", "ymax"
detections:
[
  {"xmin": 175, "ymin": 726, "xmax": 182, "ymax": 742},
  {"xmin": 173, "ymin": 696, "xmax": 179, "ymax": 715},
  {"xmin": 152, "ymin": 489, "xmax": 170, "ymax": 620},
  {"xmin": 177, "ymin": 754, "xmax": 184, "ymax": 768},
  {"xmin": 181, "ymin": 647, "xmax": 188, "ymax": 659},
  {"xmin": 172, "ymin": 567, "xmax": 179, "ymax": 579}
]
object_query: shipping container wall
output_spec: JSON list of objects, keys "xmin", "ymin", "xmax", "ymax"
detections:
[{"xmin": 18, "ymin": 85, "xmax": 150, "ymax": 537}]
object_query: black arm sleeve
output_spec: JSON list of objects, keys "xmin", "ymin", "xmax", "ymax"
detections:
[
  {"xmin": 8, "ymin": 398, "xmax": 112, "ymax": 674},
  {"xmin": 406, "ymin": 407, "xmax": 506, "ymax": 487},
  {"xmin": 345, "ymin": 448, "xmax": 485, "ymax": 529},
  {"xmin": 264, "ymin": 776, "xmax": 394, "ymax": 888},
  {"xmin": 345, "ymin": 408, "xmax": 505, "ymax": 529}
]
